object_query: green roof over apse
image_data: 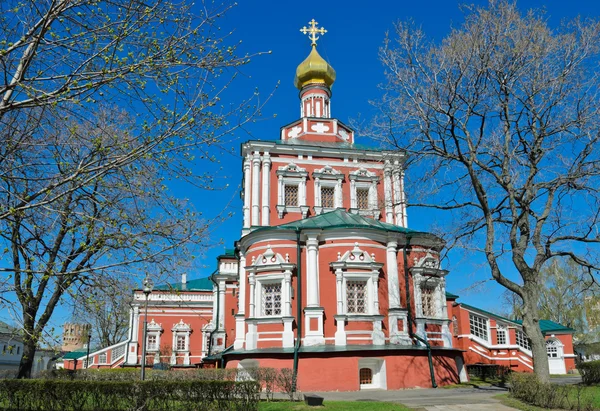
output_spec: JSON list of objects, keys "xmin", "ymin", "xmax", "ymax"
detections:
[
  {"xmin": 513, "ymin": 319, "xmax": 575, "ymax": 335},
  {"xmin": 252, "ymin": 209, "xmax": 417, "ymax": 234},
  {"xmin": 154, "ymin": 277, "xmax": 213, "ymax": 292}
]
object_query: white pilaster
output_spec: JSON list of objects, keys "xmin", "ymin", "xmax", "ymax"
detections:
[
  {"xmin": 126, "ymin": 306, "xmax": 140, "ymax": 364},
  {"xmin": 245, "ymin": 274, "xmax": 257, "ymax": 349},
  {"xmin": 400, "ymin": 171, "xmax": 408, "ymax": 227},
  {"xmin": 251, "ymin": 151, "xmax": 261, "ymax": 226},
  {"xmin": 243, "ymin": 155, "xmax": 252, "ymax": 229},
  {"xmin": 261, "ymin": 152, "xmax": 271, "ymax": 226},
  {"xmin": 335, "ymin": 269, "xmax": 344, "ymax": 314},
  {"xmin": 386, "ymin": 240, "xmax": 401, "ymax": 309},
  {"xmin": 384, "ymin": 165, "xmax": 394, "ymax": 223},
  {"xmin": 392, "ymin": 169, "xmax": 402, "ymax": 225},
  {"xmin": 234, "ymin": 252, "xmax": 247, "ymax": 350},
  {"xmin": 306, "ymin": 235, "xmax": 319, "ymax": 307},
  {"xmin": 218, "ymin": 280, "xmax": 226, "ymax": 329}
]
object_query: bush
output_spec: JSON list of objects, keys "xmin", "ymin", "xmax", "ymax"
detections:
[
  {"xmin": 578, "ymin": 360, "xmax": 600, "ymax": 385},
  {"xmin": 509, "ymin": 373, "xmax": 593, "ymax": 411},
  {"xmin": 0, "ymin": 379, "xmax": 260, "ymax": 411}
]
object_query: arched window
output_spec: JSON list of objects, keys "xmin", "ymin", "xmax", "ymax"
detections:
[
  {"xmin": 359, "ymin": 368, "xmax": 373, "ymax": 385},
  {"xmin": 546, "ymin": 339, "xmax": 561, "ymax": 358}
]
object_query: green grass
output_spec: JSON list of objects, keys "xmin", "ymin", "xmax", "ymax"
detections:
[
  {"xmin": 259, "ymin": 400, "xmax": 412, "ymax": 411},
  {"xmin": 494, "ymin": 394, "xmax": 549, "ymax": 411},
  {"xmin": 495, "ymin": 385, "xmax": 600, "ymax": 410}
]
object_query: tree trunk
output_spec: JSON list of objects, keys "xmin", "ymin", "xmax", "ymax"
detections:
[
  {"xmin": 522, "ymin": 287, "xmax": 550, "ymax": 382},
  {"xmin": 17, "ymin": 341, "xmax": 37, "ymax": 379}
]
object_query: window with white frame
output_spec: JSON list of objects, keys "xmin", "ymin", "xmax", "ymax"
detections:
[
  {"xmin": 98, "ymin": 352, "xmax": 107, "ymax": 364},
  {"xmin": 516, "ymin": 330, "xmax": 531, "ymax": 351},
  {"xmin": 421, "ymin": 286, "xmax": 436, "ymax": 317},
  {"xmin": 469, "ymin": 313, "xmax": 489, "ymax": 341},
  {"xmin": 262, "ymin": 283, "xmax": 282, "ymax": 316},
  {"xmin": 547, "ymin": 339, "xmax": 560, "ymax": 358},
  {"xmin": 147, "ymin": 335, "xmax": 158, "ymax": 351},
  {"xmin": 176, "ymin": 335, "xmax": 186, "ymax": 351},
  {"xmin": 321, "ymin": 186, "xmax": 335, "ymax": 208},
  {"xmin": 284, "ymin": 184, "xmax": 299, "ymax": 207},
  {"xmin": 346, "ymin": 280, "xmax": 367, "ymax": 314},
  {"xmin": 356, "ymin": 188, "xmax": 369, "ymax": 210},
  {"xmin": 496, "ymin": 324, "xmax": 508, "ymax": 345}
]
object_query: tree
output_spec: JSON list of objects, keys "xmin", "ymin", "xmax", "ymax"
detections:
[
  {"xmin": 0, "ymin": 1, "xmax": 266, "ymax": 378},
  {"xmin": 375, "ymin": 1, "xmax": 600, "ymax": 380},
  {"xmin": 502, "ymin": 259, "xmax": 600, "ymax": 343},
  {"xmin": 71, "ymin": 276, "xmax": 134, "ymax": 348}
]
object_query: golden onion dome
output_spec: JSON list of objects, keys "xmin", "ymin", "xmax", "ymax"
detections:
[{"xmin": 294, "ymin": 45, "xmax": 336, "ymax": 90}]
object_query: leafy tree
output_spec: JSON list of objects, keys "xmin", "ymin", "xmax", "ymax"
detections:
[
  {"xmin": 375, "ymin": 1, "xmax": 600, "ymax": 380},
  {"xmin": 0, "ymin": 1, "xmax": 267, "ymax": 378}
]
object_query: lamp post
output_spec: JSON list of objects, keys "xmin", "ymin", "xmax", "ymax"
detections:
[
  {"xmin": 140, "ymin": 276, "xmax": 153, "ymax": 381},
  {"xmin": 85, "ymin": 328, "xmax": 91, "ymax": 369}
]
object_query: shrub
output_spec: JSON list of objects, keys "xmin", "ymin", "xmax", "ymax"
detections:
[
  {"xmin": 578, "ymin": 360, "xmax": 600, "ymax": 385},
  {"xmin": 0, "ymin": 379, "xmax": 260, "ymax": 411},
  {"xmin": 509, "ymin": 373, "xmax": 593, "ymax": 411},
  {"xmin": 275, "ymin": 368, "xmax": 295, "ymax": 400}
]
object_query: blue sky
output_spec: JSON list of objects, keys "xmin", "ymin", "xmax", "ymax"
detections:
[
  {"xmin": 17, "ymin": 0, "xmax": 598, "ymax": 333},
  {"xmin": 188, "ymin": 0, "xmax": 600, "ymax": 312}
]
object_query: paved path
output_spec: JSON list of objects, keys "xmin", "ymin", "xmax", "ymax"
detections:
[{"xmin": 301, "ymin": 386, "xmax": 515, "ymax": 410}]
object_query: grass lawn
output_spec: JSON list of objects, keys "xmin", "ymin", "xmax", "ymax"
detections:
[
  {"xmin": 495, "ymin": 385, "xmax": 600, "ymax": 411},
  {"xmin": 259, "ymin": 400, "xmax": 412, "ymax": 410}
]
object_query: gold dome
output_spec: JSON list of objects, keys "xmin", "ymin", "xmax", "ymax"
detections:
[{"xmin": 294, "ymin": 45, "xmax": 336, "ymax": 90}]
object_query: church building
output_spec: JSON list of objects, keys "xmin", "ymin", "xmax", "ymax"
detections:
[{"xmin": 73, "ymin": 20, "xmax": 576, "ymax": 390}]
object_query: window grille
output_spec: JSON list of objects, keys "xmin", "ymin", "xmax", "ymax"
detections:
[
  {"xmin": 176, "ymin": 335, "xmax": 186, "ymax": 351},
  {"xmin": 496, "ymin": 325, "xmax": 507, "ymax": 345},
  {"xmin": 359, "ymin": 368, "xmax": 372, "ymax": 385},
  {"xmin": 421, "ymin": 286, "xmax": 436, "ymax": 317},
  {"xmin": 262, "ymin": 283, "xmax": 282, "ymax": 316},
  {"xmin": 321, "ymin": 186, "xmax": 335, "ymax": 208},
  {"xmin": 347, "ymin": 281, "xmax": 367, "ymax": 314},
  {"xmin": 147, "ymin": 335, "xmax": 158, "ymax": 351},
  {"xmin": 356, "ymin": 188, "xmax": 369, "ymax": 210},
  {"xmin": 284, "ymin": 185, "xmax": 298, "ymax": 206},
  {"xmin": 546, "ymin": 340, "xmax": 559, "ymax": 358},
  {"xmin": 516, "ymin": 330, "xmax": 531, "ymax": 351},
  {"xmin": 469, "ymin": 313, "xmax": 489, "ymax": 341},
  {"xmin": 98, "ymin": 352, "xmax": 107, "ymax": 364}
]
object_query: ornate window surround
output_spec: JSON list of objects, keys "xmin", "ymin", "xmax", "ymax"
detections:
[
  {"xmin": 170, "ymin": 320, "xmax": 192, "ymax": 365},
  {"xmin": 313, "ymin": 166, "xmax": 344, "ymax": 215},
  {"xmin": 146, "ymin": 319, "xmax": 163, "ymax": 352},
  {"xmin": 410, "ymin": 253, "xmax": 449, "ymax": 320},
  {"xmin": 349, "ymin": 168, "xmax": 380, "ymax": 218},
  {"xmin": 276, "ymin": 163, "xmax": 309, "ymax": 218},
  {"xmin": 496, "ymin": 323, "xmax": 509, "ymax": 346}
]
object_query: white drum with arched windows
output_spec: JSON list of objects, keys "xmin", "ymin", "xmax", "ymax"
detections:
[{"xmin": 546, "ymin": 339, "xmax": 566, "ymax": 375}]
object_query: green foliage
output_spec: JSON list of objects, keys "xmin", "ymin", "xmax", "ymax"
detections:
[
  {"xmin": 509, "ymin": 373, "xmax": 594, "ymax": 411},
  {"xmin": 0, "ymin": 379, "xmax": 260, "ymax": 411},
  {"xmin": 578, "ymin": 360, "xmax": 600, "ymax": 385}
]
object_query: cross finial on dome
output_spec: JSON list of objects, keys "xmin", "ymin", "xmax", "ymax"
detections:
[{"xmin": 300, "ymin": 19, "xmax": 327, "ymax": 46}]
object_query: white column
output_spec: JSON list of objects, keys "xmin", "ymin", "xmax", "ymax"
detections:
[
  {"xmin": 401, "ymin": 171, "xmax": 408, "ymax": 227},
  {"xmin": 372, "ymin": 271, "xmax": 380, "ymax": 315},
  {"xmin": 261, "ymin": 152, "xmax": 271, "ymax": 226},
  {"xmin": 251, "ymin": 151, "xmax": 261, "ymax": 226},
  {"xmin": 248, "ymin": 273, "xmax": 256, "ymax": 318},
  {"xmin": 350, "ymin": 180, "xmax": 356, "ymax": 209},
  {"xmin": 131, "ymin": 306, "xmax": 139, "ymax": 343},
  {"xmin": 386, "ymin": 240, "xmax": 401, "ymax": 309},
  {"xmin": 384, "ymin": 166, "xmax": 394, "ymax": 223},
  {"xmin": 392, "ymin": 166, "xmax": 402, "ymax": 225},
  {"xmin": 243, "ymin": 155, "xmax": 252, "ymax": 229},
  {"xmin": 211, "ymin": 285, "xmax": 218, "ymax": 323},
  {"xmin": 335, "ymin": 269, "xmax": 344, "ymax": 314},
  {"xmin": 218, "ymin": 280, "xmax": 226, "ymax": 329},
  {"xmin": 306, "ymin": 235, "xmax": 320, "ymax": 307},
  {"xmin": 335, "ymin": 179, "xmax": 343, "ymax": 208},
  {"xmin": 283, "ymin": 270, "xmax": 292, "ymax": 316},
  {"xmin": 238, "ymin": 253, "xmax": 247, "ymax": 315},
  {"xmin": 314, "ymin": 178, "xmax": 321, "ymax": 208}
]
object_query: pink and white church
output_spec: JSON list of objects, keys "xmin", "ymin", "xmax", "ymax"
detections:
[{"xmin": 67, "ymin": 20, "xmax": 576, "ymax": 390}]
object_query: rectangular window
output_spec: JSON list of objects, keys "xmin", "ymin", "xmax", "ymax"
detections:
[
  {"xmin": 469, "ymin": 313, "xmax": 489, "ymax": 341},
  {"xmin": 321, "ymin": 186, "xmax": 335, "ymax": 208},
  {"xmin": 356, "ymin": 188, "xmax": 369, "ymax": 210},
  {"xmin": 284, "ymin": 185, "xmax": 298, "ymax": 206},
  {"xmin": 262, "ymin": 283, "xmax": 282, "ymax": 316},
  {"xmin": 147, "ymin": 335, "xmax": 158, "ymax": 351},
  {"xmin": 176, "ymin": 335, "xmax": 186, "ymax": 351},
  {"xmin": 98, "ymin": 352, "xmax": 107, "ymax": 364},
  {"xmin": 496, "ymin": 325, "xmax": 507, "ymax": 345},
  {"xmin": 347, "ymin": 281, "xmax": 367, "ymax": 314},
  {"xmin": 421, "ymin": 286, "xmax": 436, "ymax": 317},
  {"xmin": 516, "ymin": 330, "xmax": 531, "ymax": 351}
]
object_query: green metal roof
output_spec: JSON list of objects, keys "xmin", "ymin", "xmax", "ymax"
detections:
[
  {"xmin": 61, "ymin": 349, "xmax": 88, "ymax": 360},
  {"xmin": 155, "ymin": 277, "xmax": 213, "ymax": 291},
  {"xmin": 252, "ymin": 209, "xmax": 417, "ymax": 235},
  {"xmin": 513, "ymin": 319, "xmax": 575, "ymax": 335},
  {"xmin": 445, "ymin": 291, "xmax": 460, "ymax": 299},
  {"xmin": 460, "ymin": 303, "xmax": 520, "ymax": 326}
]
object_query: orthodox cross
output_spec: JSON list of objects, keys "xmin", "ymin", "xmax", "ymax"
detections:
[{"xmin": 300, "ymin": 19, "xmax": 327, "ymax": 46}]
